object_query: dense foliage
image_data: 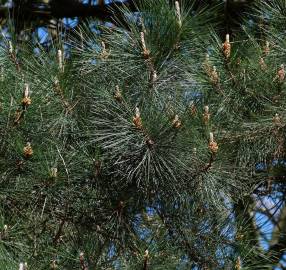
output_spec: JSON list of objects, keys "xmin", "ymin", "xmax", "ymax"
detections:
[{"xmin": 1, "ymin": 0, "xmax": 286, "ymax": 269}]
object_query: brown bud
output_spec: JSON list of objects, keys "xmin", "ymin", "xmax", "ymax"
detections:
[
  {"xmin": 203, "ymin": 105, "xmax": 210, "ymax": 124},
  {"xmin": 222, "ymin": 34, "xmax": 231, "ymax": 59},
  {"xmin": 208, "ymin": 133, "xmax": 218, "ymax": 153},
  {"xmin": 100, "ymin": 41, "xmax": 110, "ymax": 60},
  {"xmin": 203, "ymin": 53, "xmax": 212, "ymax": 75},
  {"xmin": 209, "ymin": 141, "xmax": 218, "ymax": 153},
  {"xmin": 22, "ymin": 97, "xmax": 31, "ymax": 107},
  {"xmin": 50, "ymin": 167, "xmax": 58, "ymax": 178},
  {"xmin": 14, "ymin": 109, "xmax": 23, "ymax": 125},
  {"xmin": 259, "ymin": 57, "xmax": 267, "ymax": 70},
  {"xmin": 273, "ymin": 113, "xmax": 282, "ymax": 127},
  {"xmin": 235, "ymin": 257, "xmax": 241, "ymax": 270},
  {"xmin": 210, "ymin": 66, "xmax": 219, "ymax": 85},
  {"xmin": 23, "ymin": 142, "xmax": 33, "ymax": 158},
  {"xmin": 172, "ymin": 114, "xmax": 182, "ymax": 129},
  {"xmin": 278, "ymin": 64, "xmax": 285, "ymax": 82},
  {"xmin": 22, "ymin": 83, "xmax": 31, "ymax": 107},
  {"xmin": 144, "ymin": 249, "xmax": 149, "ymax": 259},
  {"xmin": 114, "ymin": 85, "xmax": 123, "ymax": 102},
  {"xmin": 263, "ymin": 41, "xmax": 270, "ymax": 55},
  {"xmin": 133, "ymin": 107, "xmax": 143, "ymax": 129},
  {"xmin": 190, "ymin": 103, "xmax": 197, "ymax": 116}
]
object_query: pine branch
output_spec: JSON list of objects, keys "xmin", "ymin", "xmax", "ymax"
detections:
[{"xmin": 233, "ymin": 197, "xmax": 262, "ymax": 265}]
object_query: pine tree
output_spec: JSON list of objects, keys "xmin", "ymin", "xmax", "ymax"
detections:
[{"xmin": 1, "ymin": 0, "xmax": 286, "ymax": 269}]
